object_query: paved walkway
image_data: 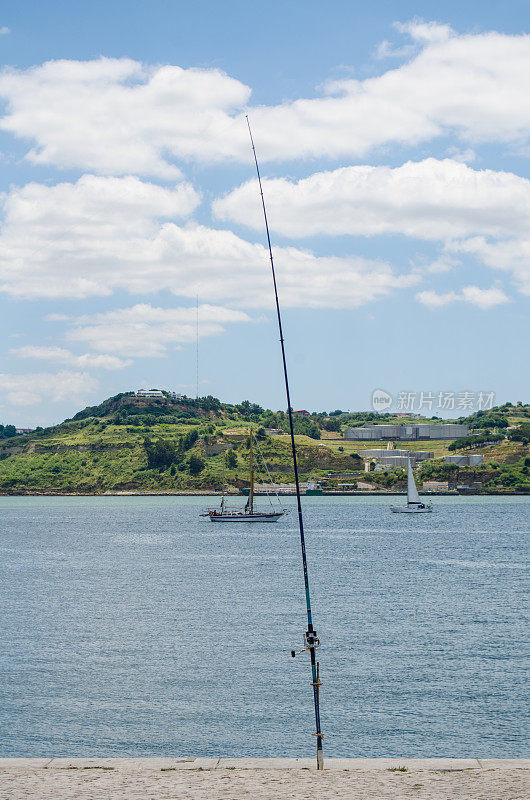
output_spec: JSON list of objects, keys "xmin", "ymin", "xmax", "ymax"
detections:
[{"xmin": 0, "ymin": 757, "xmax": 528, "ymax": 799}]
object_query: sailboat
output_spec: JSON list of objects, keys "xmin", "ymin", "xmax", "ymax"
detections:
[
  {"xmin": 202, "ymin": 430, "xmax": 286, "ymax": 522},
  {"xmin": 390, "ymin": 458, "xmax": 433, "ymax": 513}
]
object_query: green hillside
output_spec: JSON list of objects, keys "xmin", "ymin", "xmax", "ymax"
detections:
[
  {"xmin": 0, "ymin": 392, "xmax": 361, "ymax": 493},
  {"xmin": 0, "ymin": 393, "xmax": 528, "ymax": 494}
]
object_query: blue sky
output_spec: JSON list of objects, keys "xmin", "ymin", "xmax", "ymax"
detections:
[{"xmin": 0, "ymin": 0, "xmax": 529, "ymax": 426}]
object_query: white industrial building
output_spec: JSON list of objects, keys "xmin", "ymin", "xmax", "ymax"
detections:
[
  {"xmin": 344, "ymin": 423, "xmax": 468, "ymax": 441},
  {"xmin": 445, "ymin": 454, "xmax": 484, "ymax": 466},
  {"xmin": 362, "ymin": 449, "xmax": 434, "ymax": 468}
]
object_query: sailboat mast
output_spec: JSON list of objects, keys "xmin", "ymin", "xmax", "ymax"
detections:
[{"xmin": 246, "ymin": 117, "xmax": 324, "ymax": 770}]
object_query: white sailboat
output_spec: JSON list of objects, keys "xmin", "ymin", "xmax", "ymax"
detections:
[
  {"xmin": 202, "ymin": 430, "xmax": 286, "ymax": 522},
  {"xmin": 390, "ymin": 458, "xmax": 433, "ymax": 513}
]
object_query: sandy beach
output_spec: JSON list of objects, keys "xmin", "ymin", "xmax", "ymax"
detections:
[{"xmin": 0, "ymin": 757, "xmax": 528, "ymax": 800}]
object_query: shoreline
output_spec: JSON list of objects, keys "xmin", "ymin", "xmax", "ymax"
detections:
[
  {"xmin": 0, "ymin": 490, "xmax": 527, "ymax": 497},
  {"xmin": 1, "ymin": 757, "xmax": 528, "ymax": 800}
]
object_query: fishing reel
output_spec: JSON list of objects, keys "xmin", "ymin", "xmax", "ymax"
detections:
[{"xmin": 291, "ymin": 628, "xmax": 320, "ymax": 657}]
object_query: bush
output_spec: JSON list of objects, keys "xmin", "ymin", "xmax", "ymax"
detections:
[
  {"xmin": 182, "ymin": 429, "xmax": 199, "ymax": 450},
  {"xmin": 448, "ymin": 433, "xmax": 503, "ymax": 451},
  {"xmin": 323, "ymin": 418, "xmax": 341, "ymax": 432},
  {"xmin": 281, "ymin": 416, "xmax": 321, "ymax": 439},
  {"xmin": 225, "ymin": 450, "xmax": 238, "ymax": 469},
  {"xmin": 144, "ymin": 438, "xmax": 177, "ymax": 468},
  {"xmin": 508, "ymin": 424, "xmax": 530, "ymax": 442},
  {"xmin": 0, "ymin": 424, "xmax": 16, "ymax": 439},
  {"xmin": 188, "ymin": 454, "xmax": 205, "ymax": 475},
  {"xmin": 419, "ymin": 461, "xmax": 459, "ymax": 480}
]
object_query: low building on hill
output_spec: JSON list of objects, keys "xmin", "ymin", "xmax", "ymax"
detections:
[
  {"xmin": 15, "ymin": 428, "xmax": 35, "ymax": 435},
  {"xmin": 362, "ymin": 449, "xmax": 433, "ymax": 467},
  {"xmin": 344, "ymin": 423, "xmax": 468, "ymax": 441},
  {"xmin": 422, "ymin": 480, "xmax": 451, "ymax": 492},
  {"xmin": 445, "ymin": 454, "xmax": 484, "ymax": 466},
  {"xmin": 135, "ymin": 388, "xmax": 164, "ymax": 398}
]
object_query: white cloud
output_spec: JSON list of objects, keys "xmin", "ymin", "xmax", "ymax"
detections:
[
  {"xmin": 448, "ymin": 236, "xmax": 530, "ymax": 295},
  {"xmin": 415, "ymin": 290, "xmax": 459, "ymax": 308},
  {"xmin": 0, "ymin": 370, "xmax": 98, "ymax": 406},
  {"xmin": 394, "ymin": 19, "xmax": 454, "ymax": 44},
  {"xmin": 0, "ymin": 174, "xmax": 416, "ymax": 307},
  {"xmin": 416, "ymin": 284, "xmax": 509, "ymax": 309},
  {"xmin": 376, "ymin": 19, "xmax": 453, "ymax": 59},
  {"xmin": 0, "ymin": 59, "xmax": 251, "ymax": 176},
  {"xmin": 1, "ymin": 25, "xmax": 530, "ymax": 173},
  {"xmin": 423, "ymin": 257, "xmax": 459, "ymax": 275},
  {"xmin": 66, "ymin": 304, "xmax": 254, "ymax": 358},
  {"xmin": 0, "ymin": 27, "xmax": 10, "ymax": 36},
  {"xmin": 460, "ymin": 285, "xmax": 509, "ymax": 309},
  {"xmin": 214, "ymin": 158, "xmax": 530, "ymax": 241},
  {"xmin": 10, "ymin": 345, "xmax": 131, "ymax": 370},
  {"xmin": 214, "ymin": 158, "xmax": 530, "ymax": 295}
]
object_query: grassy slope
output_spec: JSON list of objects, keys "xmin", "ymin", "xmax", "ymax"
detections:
[
  {"xmin": 0, "ymin": 399, "xmax": 528, "ymax": 493},
  {"xmin": 0, "ymin": 419, "xmax": 361, "ymax": 493}
]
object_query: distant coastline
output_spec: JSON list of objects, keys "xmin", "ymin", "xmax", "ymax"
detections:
[
  {"xmin": 1, "ymin": 393, "xmax": 529, "ymax": 496},
  {"xmin": 0, "ymin": 489, "xmax": 527, "ymax": 497}
]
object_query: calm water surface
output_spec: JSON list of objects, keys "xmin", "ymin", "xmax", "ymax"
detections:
[{"xmin": 0, "ymin": 495, "xmax": 528, "ymax": 757}]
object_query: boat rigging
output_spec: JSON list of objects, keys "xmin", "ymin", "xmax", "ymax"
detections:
[{"xmin": 201, "ymin": 429, "xmax": 286, "ymax": 522}]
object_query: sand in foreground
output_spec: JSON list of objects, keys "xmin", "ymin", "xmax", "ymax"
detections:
[{"xmin": 0, "ymin": 758, "xmax": 528, "ymax": 800}]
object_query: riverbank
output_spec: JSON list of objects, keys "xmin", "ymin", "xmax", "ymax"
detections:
[
  {"xmin": 0, "ymin": 489, "xmax": 526, "ymax": 496},
  {"xmin": 1, "ymin": 758, "xmax": 528, "ymax": 800}
]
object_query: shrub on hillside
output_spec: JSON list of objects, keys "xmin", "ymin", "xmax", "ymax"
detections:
[
  {"xmin": 225, "ymin": 450, "xmax": 238, "ymax": 469},
  {"xmin": 0, "ymin": 425, "xmax": 16, "ymax": 439},
  {"xmin": 508, "ymin": 424, "xmax": 530, "ymax": 443},
  {"xmin": 448, "ymin": 433, "xmax": 503, "ymax": 451},
  {"xmin": 188, "ymin": 454, "xmax": 205, "ymax": 475}
]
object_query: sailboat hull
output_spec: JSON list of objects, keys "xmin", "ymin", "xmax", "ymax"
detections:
[
  {"xmin": 207, "ymin": 511, "xmax": 284, "ymax": 522},
  {"xmin": 390, "ymin": 457, "xmax": 433, "ymax": 513},
  {"xmin": 390, "ymin": 505, "xmax": 433, "ymax": 513}
]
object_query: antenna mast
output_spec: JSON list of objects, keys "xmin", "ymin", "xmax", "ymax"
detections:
[
  {"xmin": 196, "ymin": 295, "xmax": 199, "ymax": 400},
  {"xmin": 246, "ymin": 117, "xmax": 324, "ymax": 770}
]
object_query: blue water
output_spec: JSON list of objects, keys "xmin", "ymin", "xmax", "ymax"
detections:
[{"xmin": 0, "ymin": 495, "xmax": 528, "ymax": 757}]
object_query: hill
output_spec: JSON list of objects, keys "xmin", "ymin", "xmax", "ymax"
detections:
[{"xmin": 0, "ymin": 394, "xmax": 528, "ymax": 494}]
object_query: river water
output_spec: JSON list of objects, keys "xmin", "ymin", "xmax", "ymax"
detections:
[{"xmin": 0, "ymin": 495, "xmax": 528, "ymax": 757}]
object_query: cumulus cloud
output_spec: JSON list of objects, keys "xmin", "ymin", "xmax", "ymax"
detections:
[
  {"xmin": 448, "ymin": 236, "xmax": 530, "ymax": 295},
  {"xmin": 395, "ymin": 19, "xmax": 454, "ymax": 44},
  {"xmin": 0, "ymin": 59, "xmax": 251, "ymax": 176},
  {"xmin": 65, "ymin": 304, "xmax": 254, "ymax": 358},
  {"xmin": 0, "ymin": 370, "xmax": 98, "ymax": 406},
  {"xmin": 1, "ymin": 25, "xmax": 530, "ymax": 173},
  {"xmin": 416, "ymin": 285, "xmax": 509, "ymax": 309},
  {"xmin": 0, "ymin": 174, "xmax": 416, "ymax": 307},
  {"xmin": 10, "ymin": 345, "xmax": 131, "ymax": 370},
  {"xmin": 214, "ymin": 158, "xmax": 530, "ymax": 295},
  {"xmin": 214, "ymin": 158, "xmax": 530, "ymax": 241},
  {"xmin": 376, "ymin": 19, "xmax": 453, "ymax": 58}
]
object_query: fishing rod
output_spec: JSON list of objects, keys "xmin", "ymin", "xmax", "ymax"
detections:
[{"xmin": 246, "ymin": 116, "xmax": 324, "ymax": 771}]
